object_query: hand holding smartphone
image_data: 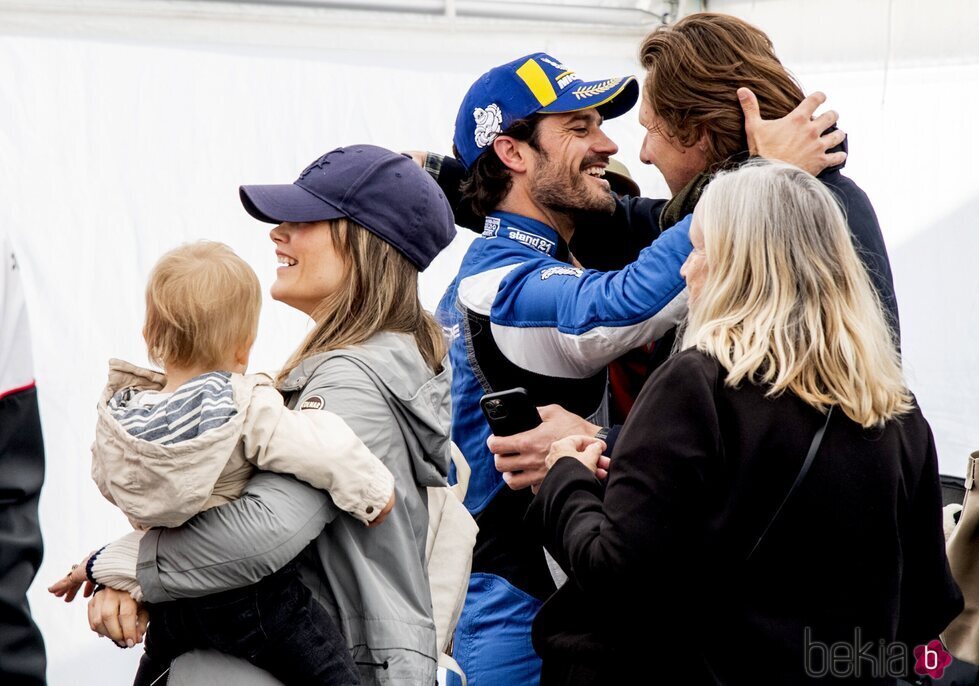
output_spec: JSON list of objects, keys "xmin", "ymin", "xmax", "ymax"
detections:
[{"xmin": 479, "ymin": 388, "xmax": 542, "ymax": 437}]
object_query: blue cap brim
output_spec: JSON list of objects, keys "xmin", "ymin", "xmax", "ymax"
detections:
[
  {"xmin": 539, "ymin": 75, "xmax": 639, "ymax": 121},
  {"xmin": 239, "ymin": 184, "xmax": 346, "ymax": 224}
]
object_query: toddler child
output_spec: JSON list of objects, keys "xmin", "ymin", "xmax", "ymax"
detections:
[{"xmin": 50, "ymin": 241, "xmax": 397, "ymax": 686}]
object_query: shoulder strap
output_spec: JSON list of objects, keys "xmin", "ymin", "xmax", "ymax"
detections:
[
  {"xmin": 449, "ymin": 442, "xmax": 471, "ymax": 500},
  {"xmin": 440, "ymin": 653, "xmax": 468, "ymax": 686},
  {"xmin": 746, "ymin": 406, "xmax": 834, "ymax": 562}
]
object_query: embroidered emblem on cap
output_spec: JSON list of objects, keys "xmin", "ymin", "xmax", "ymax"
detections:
[
  {"xmin": 473, "ymin": 104, "xmax": 503, "ymax": 148},
  {"xmin": 299, "ymin": 395, "xmax": 325, "ymax": 410},
  {"xmin": 540, "ymin": 56, "xmax": 570, "ymax": 71},
  {"xmin": 299, "ymin": 148, "xmax": 348, "ymax": 179},
  {"xmin": 572, "ymin": 78, "xmax": 622, "ymax": 100},
  {"xmin": 556, "ymin": 72, "xmax": 578, "ymax": 89}
]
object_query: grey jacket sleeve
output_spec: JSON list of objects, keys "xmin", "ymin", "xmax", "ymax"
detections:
[{"xmin": 137, "ymin": 470, "xmax": 338, "ymax": 603}]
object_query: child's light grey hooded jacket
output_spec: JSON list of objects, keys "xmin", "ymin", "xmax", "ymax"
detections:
[{"xmin": 136, "ymin": 332, "xmax": 452, "ymax": 685}]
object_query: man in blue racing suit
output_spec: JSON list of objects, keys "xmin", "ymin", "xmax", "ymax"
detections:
[{"xmin": 434, "ymin": 52, "xmax": 693, "ymax": 686}]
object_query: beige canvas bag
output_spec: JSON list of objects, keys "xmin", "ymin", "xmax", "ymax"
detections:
[
  {"xmin": 943, "ymin": 450, "xmax": 979, "ymax": 662},
  {"xmin": 426, "ymin": 442, "xmax": 479, "ymax": 685}
]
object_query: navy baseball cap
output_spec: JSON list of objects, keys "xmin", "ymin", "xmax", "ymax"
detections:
[
  {"xmin": 239, "ymin": 145, "xmax": 455, "ymax": 271},
  {"xmin": 453, "ymin": 52, "xmax": 639, "ymax": 169}
]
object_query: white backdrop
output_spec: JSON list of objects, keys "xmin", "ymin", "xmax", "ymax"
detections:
[
  {"xmin": 711, "ymin": 0, "xmax": 979, "ymax": 477},
  {"xmin": 1, "ymin": 0, "xmax": 977, "ymax": 683}
]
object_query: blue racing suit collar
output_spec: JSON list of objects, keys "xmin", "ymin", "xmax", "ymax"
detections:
[{"xmin": 481, "ymin": 211, "xmax": 569, "ymax": 261}]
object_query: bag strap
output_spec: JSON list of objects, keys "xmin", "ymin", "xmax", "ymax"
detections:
[
  {"xmin": 746, "ymin": 406, "xmax": 834, "ymax": 562},
  {"xmin": 965, "ymin": 451, "xmax": 979, "ymax": 491},
  {"xmin": 440, "ymin": 653, "xmax": 467, "ymax": 686},
  {"xmin": 449, "ymin": 442, "xmax": 472, "ymax": 500}
]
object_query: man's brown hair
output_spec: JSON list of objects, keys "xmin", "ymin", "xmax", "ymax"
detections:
[
  {"xmin": 457, "ymin": 114, "xmax": 544, "ymax": 216},
  {"xmin": 639, "ymin": 12, "xmax": 805, "ymax": 172}
]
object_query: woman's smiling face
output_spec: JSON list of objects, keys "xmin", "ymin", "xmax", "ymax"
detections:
[{"xmin": 269, "ymin": 221, "xmax": 347, "ymax": 316}]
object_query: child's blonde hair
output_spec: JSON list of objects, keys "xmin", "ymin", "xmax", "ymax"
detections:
[{"xmin": 144, "ymin": 241, "xmax": 262, "ymax": 369}]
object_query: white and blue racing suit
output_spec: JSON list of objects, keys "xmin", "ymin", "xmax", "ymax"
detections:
[{"xmin": 435, "ymin": 210, "xmax": 691, "ymax": 686}]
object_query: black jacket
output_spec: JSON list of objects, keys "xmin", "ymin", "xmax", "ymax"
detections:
[
  {"xmin": 527, "ymin": 349, "xmax": 961, "ymax": 685},
  {"xmin": 0, "ymin": 239, "xmax": 46, "ymax": 686}
]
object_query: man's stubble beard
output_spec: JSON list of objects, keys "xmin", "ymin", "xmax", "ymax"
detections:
[{"xmin": 530, "ymin": 148, "xmax": 616, "ymax": 219}]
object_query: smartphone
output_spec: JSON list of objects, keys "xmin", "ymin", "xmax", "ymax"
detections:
[{"xmin": 479, "ymin": 387, "xmax": 543, "ymax": 437}]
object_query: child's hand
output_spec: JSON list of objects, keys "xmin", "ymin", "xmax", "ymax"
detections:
[
  {"xmin": 48, "ymin": 553, "xmax": 96, "ymax": 603},
  {"xmin": 367, "ymin": 490, "xmax": 397, "ymax": 528}
]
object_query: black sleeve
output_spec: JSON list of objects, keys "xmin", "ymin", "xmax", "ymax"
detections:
[
  {"xmin": 568, "ymin": 195, "xmax": 668, "ymax": 271},
  {"xmin": 897, "ymin": 420, "xmax": 964, "ymax": 647},
  {"xmin": 430, "ymin": 154, "xmax": 483, "ymax": 233},
  {"xmin": 602, "ymin": 424, "xmax": 623, "ymax": 455},
  {"xmin": 820, "ymin": 171, "xmax": 901, "ymax": 341},
  {"xmin": 527, "ymin": 351, "xmax": 721, "ymax": 598},
  {"xmin": 0, "ymin": 386, "xmax": 46, "ymax": 685}
]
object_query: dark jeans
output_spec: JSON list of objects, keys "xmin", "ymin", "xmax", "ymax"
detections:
[{"xmin": 132, "ymin": 563, "xmax": 359, "ymax": 686}]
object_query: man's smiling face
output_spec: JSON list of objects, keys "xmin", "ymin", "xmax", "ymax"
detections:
[
  {"xmin": 526, "ymin": 109, "xmax": 619, "ymax": 216},
  {"xmin": 638, "ymin": 96, "xmax": 707, "ymax": 195}
]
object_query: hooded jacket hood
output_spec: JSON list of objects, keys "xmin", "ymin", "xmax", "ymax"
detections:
[
  {"xmin": 278, "ymin": 331, "xmax": 452, "ymax": 489},
  {"xmin": 92, "ymin": 359, "xmax": 267, "ymax": 528}
]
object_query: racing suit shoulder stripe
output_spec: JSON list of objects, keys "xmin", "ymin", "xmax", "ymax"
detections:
[{"xmin": 457, "ymin": 262, "xmax": 524, "ymax": 316}]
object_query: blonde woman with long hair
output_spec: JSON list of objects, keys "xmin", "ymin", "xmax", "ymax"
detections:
[
  {"xmin": 527, "ymin": 161, "xmax": 962, "ymax": 685},
  {"xmin": 86, "ymin": 145, "xmax": 457, "ymax": 686}
]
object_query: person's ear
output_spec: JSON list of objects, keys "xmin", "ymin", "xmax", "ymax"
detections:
[
  {"xmin": 696, "ymin": 129, "xmax": 710, "ymax": 154},
  {"xmin": 234, "ymin": 336, "xmax": 254, "ymax": 370},
  {"xmin": 492, "ymin": 136, "xmax": 529, "ymax": 174}
]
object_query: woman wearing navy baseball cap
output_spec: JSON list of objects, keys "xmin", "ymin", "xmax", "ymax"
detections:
[{"xmin": 89, "ymin": 145, "xmax": 460, "ymax": 685}]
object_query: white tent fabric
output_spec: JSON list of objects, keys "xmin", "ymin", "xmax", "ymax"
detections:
[{"xmin": 2, "ymin": 1, "xmax": 977, "ymax": 683}]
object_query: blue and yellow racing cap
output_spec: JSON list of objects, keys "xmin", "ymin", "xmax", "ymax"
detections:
[{"xmin": 453, "ymin": 52, "xmax": 639, "ymax": 170}]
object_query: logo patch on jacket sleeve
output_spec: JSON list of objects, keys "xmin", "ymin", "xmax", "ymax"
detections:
[
  {"xmin": 299, "ymin": 395, "xmax": 325, "ymax": 411},
  {"xmin": 540, "ymin": 265, "xmax": 584, "ymax": 280}
]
